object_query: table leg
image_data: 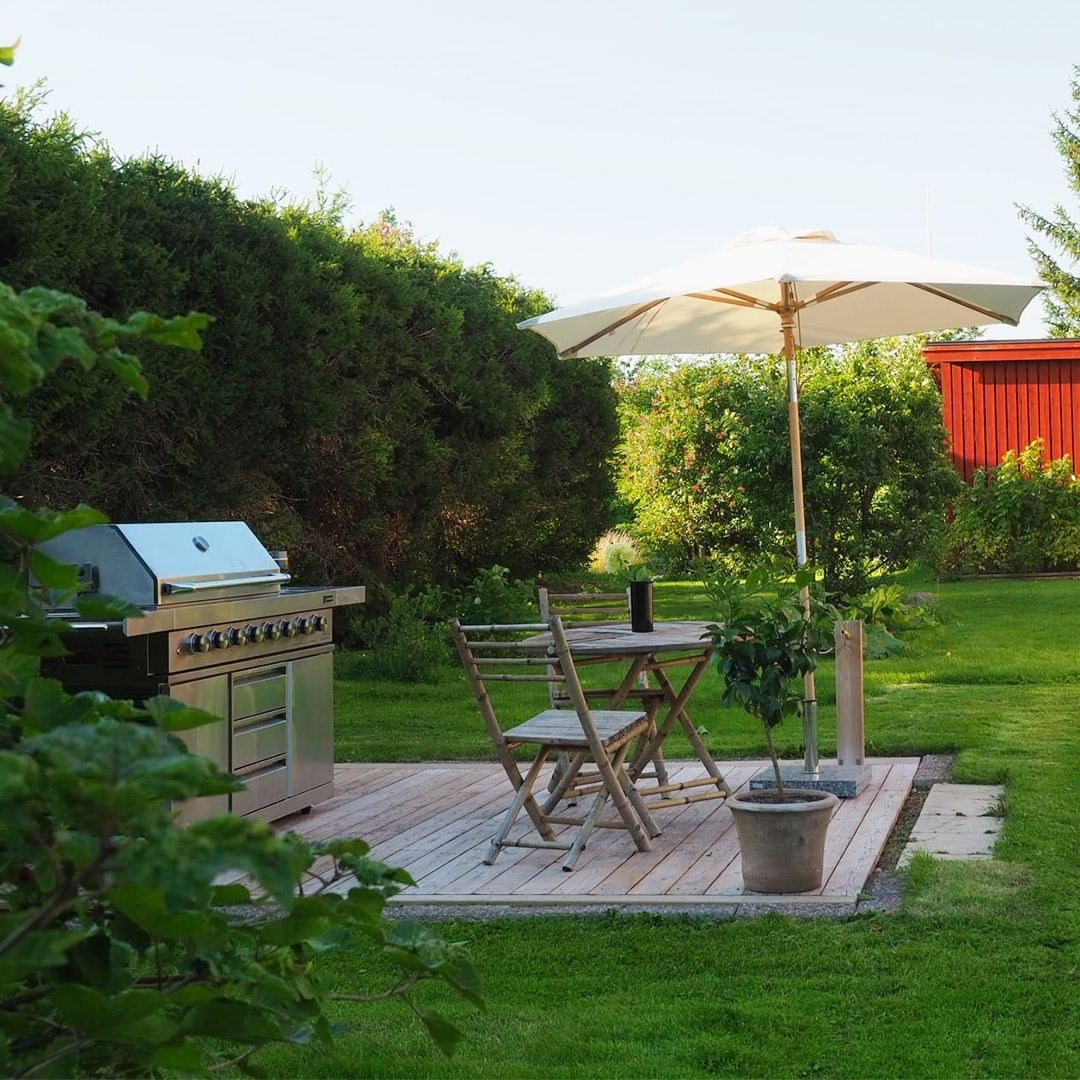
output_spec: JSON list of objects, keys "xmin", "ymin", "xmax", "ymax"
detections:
[{"xmin": 650, "ymin": 659, "xmax": 731, "ymax": 796}]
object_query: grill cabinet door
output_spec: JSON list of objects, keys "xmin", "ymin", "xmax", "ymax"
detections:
[
  {"xmin": 289, "ymin": 651, "xmax": 334, "ymax": 796},
  {"xmin": 171, "ymin": 674, "xmax": 231, "ymax": 823}
]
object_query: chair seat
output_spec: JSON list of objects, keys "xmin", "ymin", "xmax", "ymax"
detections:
[{"xmin": 505, "ymin": 709, "xmax": 648, "ymax": 749}]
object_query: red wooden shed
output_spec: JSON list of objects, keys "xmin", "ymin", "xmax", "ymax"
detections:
[{"xmin": 924, "ymin": 339, "xmax": 1080, "ymax": 482}]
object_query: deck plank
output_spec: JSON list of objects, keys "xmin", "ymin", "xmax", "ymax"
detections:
[
  {"xmin": 593, "ymin": 766, "xmax": 758, "ymax": 895},
  {"xmin": 284, "ymin": 759, "xmax": 917, "ymax": 906}
]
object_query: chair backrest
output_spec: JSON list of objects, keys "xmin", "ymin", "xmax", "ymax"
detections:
[
  {"xmin": 537, "ymin": 587, "xmax": 630, "ymax": 628},
  {"xmin": 536, "ymin": 586, "xmax": 643, "ymax": 706},
  {"xmin": 449, "ymin": 615, "xmax": 605, "ymax": 758}
]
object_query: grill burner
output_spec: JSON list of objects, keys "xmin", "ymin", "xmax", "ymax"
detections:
[{"xmin": 40, "ymin": 522, "xmax": 364, "ymax": 823}]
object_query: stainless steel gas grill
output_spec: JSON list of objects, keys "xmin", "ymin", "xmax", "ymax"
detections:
[{"xmin": 37, "ymin": 522, "xmax": 364, "ymax": 824}]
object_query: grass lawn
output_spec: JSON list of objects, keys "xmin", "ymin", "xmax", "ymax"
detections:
[{"xmin": 253, "ymin": 576, "xmax": 1079, "ymax": 1078}]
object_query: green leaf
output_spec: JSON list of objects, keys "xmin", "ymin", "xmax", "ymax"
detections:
[
  {"xmin": 0, "ymin": 38, "xmax": 19, "ymax": 66},
  {"xmin": 109, "ymin": 885, "xmax": 223, "ymax": 941},
  {"xmin": 75, "ymin": 592, "xmax": 142, "ymax": 620},
  {"xmin": 102, "ymin": 348, "xmax": 149, "ymax": 399},
  {"xmin": 0, "ymin": 929, "xmax": 89, "ymax": 979},
  {"xmin": 151, "ymin": 1041, "xmax": 205, "ymax": 1072},
  {"xmin": 122, "ymin": 311, "xmax": 212, "ymax": 351},
  {"xmin": 143, "ymin": 695, "xmax": 222, "ymax": 732},
  {"xmin": 210, "ymin": 882, "xmax": 254, "ymax": 906},
  {"xmin": 0, "ymin": 404, "xmax": 31, "ymax": 472},
  {"xmin": 34, "ymin": 323, "xmax": 98, "ymax": 373},
  {"xmin": 442, "ymin": 954, "xmax": 484, "ymax": 1009},
  {"xmin": 0, "ymin": 751, "xmax": 37, "ymax": 801},
  {"xmin": 258, "ymin": 896, "xmax": 336, "ymax": 947},
  {"xmin": 180, "ymin": 999, "xmax": 285, "ymax": 1042},
  {"xmin": 0, "ymin": 505, "xmax": 108, "ymax": 544},
  {"xmin": 23, "ymin": 677, "xmax": 72, "ymax": 728},
  {"xmin": 418, "ymin": 1009, "xmax": 464, "ymax": 1057},
  {"xmin": 28, "ymin": 549, "xmax": 79, "ymax": 591}
]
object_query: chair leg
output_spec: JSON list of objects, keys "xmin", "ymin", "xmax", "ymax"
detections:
[
  {"xmin": 486, "ymin": 750, "xmax": 550, "ymax": 865},
  {"xmin": 642, "ymin": 699, "xmax": 673, "ymax": 798},
  {"xmin": 618, "ymin": 762, "xmax": 662, "ymax": 839},
  {"xmin": 593, "ymin": 742, "xmax": 653, "ymax": 854},
  {"xmin": 562, "ymin": 786, "xmax": 609, "ymax": 871},
  {"xmin": 542, "ymin": 750, "xmax": 587, "ymax": 814},
  {"xmin": 547, "ymin": 751, "xmax": 570, "ymax": 793}
]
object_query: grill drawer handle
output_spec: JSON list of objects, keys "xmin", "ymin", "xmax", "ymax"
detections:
[
  {"xmin": 163, "ymin": 572, "xmax": 291, "ymax": 594},
  {"xmin": 234, "ymin": 713, "xmax": 287, "ymax": 734},
  {"xmin": 235, "ymin": 758, "xmax": 287, "ymax": 780}
]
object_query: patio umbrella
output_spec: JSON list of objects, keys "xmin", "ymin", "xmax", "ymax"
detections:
[{"xmin": 518, "ymin": 226, "xmax": 1043, "ymax": 776}]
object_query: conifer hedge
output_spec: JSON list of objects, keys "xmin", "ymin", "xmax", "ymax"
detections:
[{"xmin": 0, "ymin": 101, "xmax": 616, "ymax": 587}]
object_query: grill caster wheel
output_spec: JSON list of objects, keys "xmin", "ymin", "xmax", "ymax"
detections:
[{"xmin": 298, "ymin": 805, "xmax": 313, "ymax": 815}]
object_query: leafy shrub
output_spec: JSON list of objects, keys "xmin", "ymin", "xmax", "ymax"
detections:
[
  {"xmin": 0, "ymin": 283, "xmax": 479, "ymax": 1073},
  {"xmin": 355, "ymin": 588, "xmax": 453, "ymax": 683},
  {"xmin": 0, "ymin": 97, "xmax": 617, "ymax": 591},
  {"xmin": 846, "ymin": 584, "xmax": 939, "ymax": 658},
  {"xmin": 355, "ymin": 566, "xmax": 535, "ymax": 682},
  {"xmin": 942, "ymin": 439, "xmax": 1080, "ymax": 574},
  {"xmin": 589, "ymin": 529, "xmax": 644, "ymax": 575},
  {"xmin": 617, "ymin": 338, "xmax": 962, "ymax": 594},
  {"xmin": 459, "ymin": 564, "xmax": 537, "ymax": 625}
]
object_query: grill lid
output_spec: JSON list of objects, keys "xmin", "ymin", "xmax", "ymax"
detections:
[{"xmin": 37, "ymin": 522, "xmax": 289, "ymax": 608}]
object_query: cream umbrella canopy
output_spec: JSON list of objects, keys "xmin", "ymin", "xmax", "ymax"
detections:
[{"xmin": 519, "ymin": 226, "xmax": 1043, "ymax": 776}]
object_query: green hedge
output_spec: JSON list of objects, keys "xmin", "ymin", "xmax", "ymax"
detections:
[
  {"xmin": 942, "ymin": 439, "xmax": 1080, "ymax": 574},
  {"xmin": 0, "ymin": 103, "xmax": 617, "ymax": 587}
]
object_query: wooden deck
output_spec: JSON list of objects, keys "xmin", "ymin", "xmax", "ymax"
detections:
[{"xmin": 279, "ymin": 758, "xmax": 919, "ymax": 908}]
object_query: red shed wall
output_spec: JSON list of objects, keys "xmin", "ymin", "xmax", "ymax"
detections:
[{"xmin": 924, "ymin": 339, "xmax": 1080, "ymax": 482}]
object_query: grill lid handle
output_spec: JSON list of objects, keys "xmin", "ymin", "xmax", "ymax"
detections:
[{"xmin": 163, "ymin": 572, "xmax": 291, "ymax": 594}]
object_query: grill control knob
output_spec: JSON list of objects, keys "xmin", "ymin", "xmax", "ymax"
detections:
[
  {"xmin": 264, "ymin": 621, "xmax": 282, "ymax": 641},
  {"xmin": 209, "ymin": 629, "xmax": 231, "ymax": 650},
  {"xmin": 227, "ymin": 627, "xmax": 246, "ymax": 647},
  {"xmin": 186, "ymin": 633, "xmax": 211, "ymax": 654},
  {"xmin": 281, "ymin": 619, "xmax": 296, "ymax": 638},
  {"xmin": 313, "ymin": 615, "xmax": 327, "ymax": 632},
  {"xmin": 297, "ymin": 617, "xmax": 313, "ymax": 635},
  {"xmin": 246, "ymin": 624, "xmax": 265, "ymax": 644}
]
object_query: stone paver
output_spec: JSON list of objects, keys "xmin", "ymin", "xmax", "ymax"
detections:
[{"xmin": 899, "ymin": 783, "xmax": 1004, "ymax": 866}]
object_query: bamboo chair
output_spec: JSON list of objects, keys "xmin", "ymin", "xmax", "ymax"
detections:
[
  {"xmin": 449, "ymin": 615, "xmax": 659, "ymax": 871},
  {"xmin": 537, "ymin": 587, "xmax": 671, "ymax": 796}
]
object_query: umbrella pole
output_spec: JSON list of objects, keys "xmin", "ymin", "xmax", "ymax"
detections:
[{"xmin": 780, "ymin": 289, "xmax": 819, "ymax": 776}]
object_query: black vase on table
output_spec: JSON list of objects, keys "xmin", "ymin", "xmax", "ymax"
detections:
[{"xmin": 629, "ymin": 580, "xmax": 654, "ymax": 633}]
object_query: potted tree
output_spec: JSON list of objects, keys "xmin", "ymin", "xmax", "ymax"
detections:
[{"xmin": 707, "ymin": 566, "xmax": 838, "ymax": 893}]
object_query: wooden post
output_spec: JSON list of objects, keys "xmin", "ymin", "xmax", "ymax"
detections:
[
  {"xmin": 780, "ymin": 282, "xmax": 818, "ymax": 775},
  {"xmin": 834, "ymin": 620, "xmax": 865, "ymax": 767}
]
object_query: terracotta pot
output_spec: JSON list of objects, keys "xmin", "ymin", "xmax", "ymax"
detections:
[
  {"xmin": 728, "ymin": 788, "xmax": 838, "ymax": 893},
  {"xmin": 628, "ymin": 580, "xmax": 654, "ymax": 632}
]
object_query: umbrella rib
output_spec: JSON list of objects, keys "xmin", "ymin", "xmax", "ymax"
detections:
[
  {"xmin": 712, "ymin": 287, "xmax": 779, "ymax": 311},
  {"xmin": 798, "ymin": 281, "xmax": 877, "ymax": 308},
  {"xmin": 908, "ymin": 283, "xmax": 1018, "ymax": 325},
  {"xmin": 560, "ymin": 298, "xmax": 667, "ymax": 357},
  {"xmin": 687, "ymin": 291, "xmax": 766, "ymax": 310}
]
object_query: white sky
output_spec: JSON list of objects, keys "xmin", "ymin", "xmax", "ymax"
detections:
[{"xmin": 6, "ymin": 0, "xmax": 1080, "ymax": 339}]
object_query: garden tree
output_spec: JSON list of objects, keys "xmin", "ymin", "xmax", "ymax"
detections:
[
  {"xmin": 1019, "ymin": 67, "xmax": 1080, "ymax": 336},
  {"xmin": 0, "ymin": 95, "xmax": 617, "ymax": 591},
  {"xmin": 617, "ymin": 338, "xmax": 961, "ymax": 595}
]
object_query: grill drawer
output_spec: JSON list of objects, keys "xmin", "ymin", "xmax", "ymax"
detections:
[
  {"xmin": 231, "ymin": 668, "xmax": 287, "ymax": 721},
  {"xmin": 232, "ymin": 759, "xmax": 288, "ymax": 816},
  {"xmin": 232, "ymin": 714, "xmax": 288, "ymax": 770}
]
